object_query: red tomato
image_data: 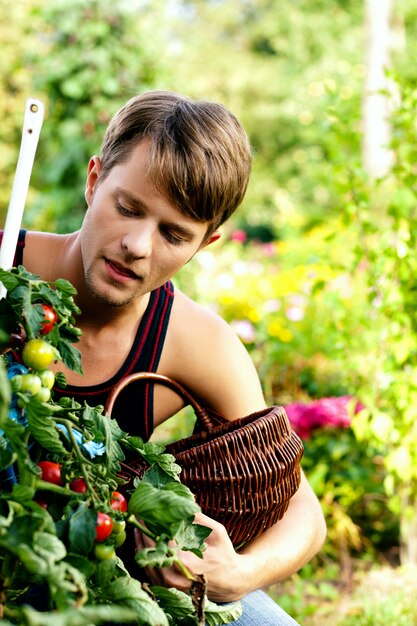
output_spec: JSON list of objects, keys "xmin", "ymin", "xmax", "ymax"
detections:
[
  {"xmin": 70, "ymin": 478, "xmax": 88, "ymax": 493},
  {"xmin": 110, "ymin": 491, "xmax": 128, "ymax": 512},
  {"xmin": 95, "ymin": 512, "xmax": 113, "ymax": 542},
  {"xmin": 38, "ymin": 461, "xmax": 63, "ymax": 486},
  {"xmin": 35, "ymin": 500, "xmax": 49, "ymax": 510},
  {"xmin": 40, "ymin": 304, "xmax": 58, "ymax": 335}
]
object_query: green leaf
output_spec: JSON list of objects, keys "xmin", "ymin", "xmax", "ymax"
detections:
[
  {"xmin": 0, "ymin": 446, "xmax": 14, "ymax": 470},
  {"xmin": 204, "ymin": 597, "xmax": 243, "ymax": 625},
  {"xmin": 24, "ymin": 302, "xmax": 46, "ymax": 338},
  {"xmin": 134, "ymin": 541, "xmax": 175, "ymax": 569},
  {"xmin": 96, "ymin": 557, "xmax": 119, "ymax": 588},
  {"xmin": 9, "ymin": 483, "xmax": 35, "ymax": 505},
  {"xmin": 56, "ymin": 339, "xmax": 83, "ymax": 375},
  {"xmin": 54, "ymin": 278, "xmax": 78, "ymax": 296},
  {"xmin": 2, "ymin": 418, "xmax": 29, "ymax": 463},
  {"xmin": 151, "ymin": 585, "xmax": 194, "ymax": 618},
  {"xmin": 34, "ymin": 530, "xmax": 67, "ymax": 563},
  {"xmin": 0, "ymin": 299, "xmax": 18, "ymax": 337},
  {"xmin": 84, "ymin": 405, "xmax": 125, "ymax": 473},
  {"xmin": 0, "ymin": 269, "xmax": 21, "ymax": 292},
  {"xmin": 0, "ymin": 359, "xmax": 11, "ymax": 426},
  {"xmin": 54, "ymin": 371, "xmax": 67, "ymax": 389},
  {"xmin": 18, "ymin": 604, "xmax": 140, "ymax": 626},
  {"xmin": 139, "ymin": 440, "xmax": 182, "ymax": 480},
  {"xmin": 25, "ymin": 400, "xmax": 67, "ymax": 455},
  {"xmin": 64, "ymin": 552, "xmax": 96, "ymax": 579},
  {"xmin": 174, "ymin": 521, "xmax": 211, "ymax": 557},
  {"xmin": 68, "ymin": 502, "xmax": 96, "ymax": 554},
  {"xmin": 128, "ymin": 481, "xmax": 200, "ymax": 538},
  {"xmin": 103, "ymin": 576, "xmax": 169, "ymax": 626},
  {"xmin": 142, "ymin": 464, "xmax": 179, "ymax": 489}
]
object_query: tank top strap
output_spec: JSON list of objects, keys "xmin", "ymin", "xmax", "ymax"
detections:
[
  {"xmin": 0, "ymin": 229, "xmax": 27, "ymax": 266},
  {"xmin": 121, "ymin": 280, "xmax": 175, "ymax": 439},
  {"xmin": 55, "ymin": 280, "xmax": 176, "ymax": 441}
]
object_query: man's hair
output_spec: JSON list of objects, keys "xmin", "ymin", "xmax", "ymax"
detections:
[{"xmin": 100, "ymin": 91, "xmax": 252, "ymax": 236}]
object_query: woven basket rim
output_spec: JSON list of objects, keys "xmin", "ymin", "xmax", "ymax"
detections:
[{"xmin": 167, "ymin": 405, "xmax": 299, "ymax": 462}]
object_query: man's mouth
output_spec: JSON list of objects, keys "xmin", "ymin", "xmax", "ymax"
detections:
[{"xmin": 104, "ymin": 258, "xmax": 141, "ymax": 281}]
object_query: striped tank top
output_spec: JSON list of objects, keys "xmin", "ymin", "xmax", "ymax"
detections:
[{"xmin": 1, "ymin": 229, "xmax": 174, "ymax": 440}]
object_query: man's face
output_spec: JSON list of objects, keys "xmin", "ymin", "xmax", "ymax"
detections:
[{"xmin": 80, "ymin": 141, "xmax": 217, "ymax": 308}]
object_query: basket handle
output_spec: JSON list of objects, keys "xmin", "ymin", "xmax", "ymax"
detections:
[{"xmin": 104, "ymin": 372, "xmax": 221, "ymax": 431}]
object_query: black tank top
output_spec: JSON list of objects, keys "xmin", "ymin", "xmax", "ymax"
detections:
[{"xmin": 1, "ymin": 229, "xmax": 175, "ymax": 440}]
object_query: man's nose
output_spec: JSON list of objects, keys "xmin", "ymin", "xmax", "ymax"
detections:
[{"xmin": 121, "ymin": 221, "xmax": 155, "ymax": 259}]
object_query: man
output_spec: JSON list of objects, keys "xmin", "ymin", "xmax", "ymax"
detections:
[{"xmin": 8, "ymin": 91, "xmax": 326, "ymax": 624}]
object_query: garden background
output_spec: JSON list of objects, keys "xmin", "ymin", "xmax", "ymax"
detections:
[{"xmin": 1, "ymin": 0, "xmax": 417, "ymax": 623}]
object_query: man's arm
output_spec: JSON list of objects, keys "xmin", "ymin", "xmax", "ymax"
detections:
[
  {"xmin": 140, "ymin": 470, "xmax": 325, "ymax": 602},
  {"xmin": 154, "ymin": 293, "xmax": 327, "ymax": 601}
]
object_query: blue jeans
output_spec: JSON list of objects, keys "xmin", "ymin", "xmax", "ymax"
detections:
[{"xmin": 226, "ymin": 590, "xmax": 301, "ymax": 626}]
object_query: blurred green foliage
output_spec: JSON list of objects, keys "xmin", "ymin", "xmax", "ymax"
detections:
[{"xmin": 2, "ymin": 0, "xmax": 417, "ymax": 619}]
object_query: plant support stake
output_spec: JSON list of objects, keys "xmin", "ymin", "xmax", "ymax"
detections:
[{"xmin": 0, "ymin": 98, "xmax": 44, "ymax": 298}]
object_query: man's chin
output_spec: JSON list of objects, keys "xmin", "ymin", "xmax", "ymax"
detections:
[
  {"xmin": 92, "ymin": 289, "xmax": 137, "ymax": 308},
  {"xmin": 87, "ymin": 279, "xmax": 138, "ymax": 308}
]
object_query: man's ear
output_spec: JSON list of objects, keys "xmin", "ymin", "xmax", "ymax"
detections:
[
  {"xmin": 201, "ymin": 230, "xmax": 221, "ymax": 249},
  {"xmin": 85, "ymin": 156, "xmax": 103, "ymax": 206}
]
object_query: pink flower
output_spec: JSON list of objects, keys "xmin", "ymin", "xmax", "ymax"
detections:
[
  {"xmin": 284, "ymin": 395, "xmax": 364, "ymax": 439},
  {"xmin": 231, "ymin": 229, "xmax": 247, "ymax": 243},
  {"xmin": 261, "ymin": 243, "xmax": 276, "ymax": 256}
]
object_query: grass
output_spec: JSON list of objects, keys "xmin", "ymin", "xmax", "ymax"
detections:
[{"xmin": 268, "ymin": 563, "xmax": 417, "ymax": 626}]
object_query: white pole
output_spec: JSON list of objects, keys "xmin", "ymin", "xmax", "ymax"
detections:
[
  {"xmin": 0, "ymin": 98, "xmax": 44, "ymax": 298},
  {"xmin": 363, "ymin": 0, "xmax": 393, "ymax": 178}
]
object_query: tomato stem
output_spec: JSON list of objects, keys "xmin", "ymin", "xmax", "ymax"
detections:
[
  {"xmin": 126, "ymin": 515, "xmax": 153, "ymax": 537},
  {"xmin": 55, "ymin": 418, "xmax": 100, "ymax": 504},
  {"xmin": 172, "ymin": 556, "xmax": 196, "ymax": 582},
  {"xmin": 34, "ymin": 478, "xmax": 77, "ymax": 497}
]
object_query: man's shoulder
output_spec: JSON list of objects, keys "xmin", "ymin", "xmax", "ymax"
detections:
[
  {"xmin": 164, "ymin": 288, "xmax": 249, "ymax": 371},
  {"xmin": 160, "ymin": 288, "xmax": 266, "ymax": 418},
  {"xmin": 170, "ymin": 288, "xmax": 229, "ymax": 333}
]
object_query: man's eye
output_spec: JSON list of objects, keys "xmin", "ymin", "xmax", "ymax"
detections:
[
  {"xmin": 116, "ymin": 202, "xmax": 135, "ymax": 217},
  {"xmin": 164, "ymin": 230, "xmax": 185, "ymax": 245}
]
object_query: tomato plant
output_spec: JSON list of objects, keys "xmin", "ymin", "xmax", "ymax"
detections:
[
  {"xmin": 38, "ymin": 460, "xmax": 63, "ymax": 486},
  {"xmin": 39, "ymin": 304, "xmax": 58, "ymax": 335},
  {"xmin": 22, "ymin": 339, "xmax": 55, "ymax": 370},
  {"xmin": 95, "ymin": 512, "xmax": 113, "ymax": 542},
  {"xmin": 0, "ymin": 265, "xmax": 239, "ymax": 626},
  {"xmin": 110, "ymin": 490, "xmax": 128, "ymax": 512}
]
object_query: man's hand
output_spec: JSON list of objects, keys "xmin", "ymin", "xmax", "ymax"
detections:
[{"xmin": 135, "ymin": 512, "xmax": 253, "ymax": 602}]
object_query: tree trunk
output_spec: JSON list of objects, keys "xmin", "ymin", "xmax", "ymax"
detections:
[
  {"xmin": 400, "ymin": 490, "xmax": 417, "ymax": 566},
  {"xmin": 362, "ymin": 0, "xmax": 393, "ymax": 178}
]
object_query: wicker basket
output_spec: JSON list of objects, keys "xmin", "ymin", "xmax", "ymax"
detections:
[{"xmin": 105, "ymin": 372, "xmax": 304, "ymax": 548}]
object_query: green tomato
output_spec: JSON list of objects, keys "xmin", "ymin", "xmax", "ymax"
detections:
[
  {"xmin": 21, "ymin": 374, "xmax": 42, "ymax": 396},
  {"xmin": 112, "ymin": 519, "xmax": 126, "ymax": 534},
  {"xmin": 22, "ymin": 339, "xmax": 55, "ymax": 371},
  {"xmin": 35, "ymin": 387, "xmax": 51, "ymax": 403},
  {"xmin": 113, "ymin": 531, "xmax": 127, "ymax": 548},
  {"xmin": 39, "ymin": 369, "xmax": 55, "ymax": 390},
  {"xmin": 10, "ymin": 374, "xmax": 23, "ymax": 392},
  {"xmin": 94, "ymin": 544, "xmax": 116, "ymax": 561}
]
